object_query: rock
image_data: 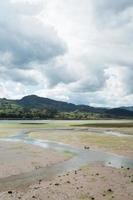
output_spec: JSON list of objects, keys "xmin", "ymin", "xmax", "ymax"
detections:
[
  {"xmin": 39, "ymin": 179, "xmax": 42, "ymax": 184},
  {"xmin": 34, "ymin": 187, "xmax": 39, "ymax": 190},
  {"xmin": 55, "ymin": 183, "xmax": 60, "ymax": 186},
  {"xmin": 84, "ymin": 146, "xmax": 90, "ymax": 150},
  {"xmin": 67, "ymin": 181, "xmax": 71, "ymax": 184},
  {"xmin": 108, "ymin": 189, "xmax": 113, "ymax": 192},
  {"xmin": 96, "ymin": 173, "xmax": 99, "ymax": 176},
  {"xmin": 8, "ymin": 191, "xmax": 12, "ymax": 194}
]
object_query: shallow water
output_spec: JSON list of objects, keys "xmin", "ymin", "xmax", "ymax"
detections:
[
  {"xmin": 103, "ymin": 130, "xmax": 132, "ymax": 137},
  {"xmin": 0, "ymin": 128, "xmax": 133, "ymax": 190}
]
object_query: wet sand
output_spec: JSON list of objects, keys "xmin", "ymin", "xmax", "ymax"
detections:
[
  {"xmin": 0, "ymin": 141, "xmax": 70, "ymax": 179},
  {"xmin": 0, "ymin": 163, "xmax": 133, "ymax": 200},
  {"xmin": 0, "ymin": 129, "xmax": 20, "ymax": 138}
]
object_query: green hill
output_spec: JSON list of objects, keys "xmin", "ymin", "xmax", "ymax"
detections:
[{"xmin": 0, "ymin": 95, "xmax": 133, "ymax": 119}]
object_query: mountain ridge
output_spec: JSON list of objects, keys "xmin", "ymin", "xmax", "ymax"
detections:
[{"xmin": 0, "ymin": 95, "xmax": 133, "ymax": 119}]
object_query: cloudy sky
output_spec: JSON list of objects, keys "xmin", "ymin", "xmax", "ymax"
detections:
[{"xmin": 0, "ymin": 0, "xmax": 133, "ymax": 107}]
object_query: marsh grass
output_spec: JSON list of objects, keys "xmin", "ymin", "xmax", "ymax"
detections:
[
  {"xmin": 30, "ymin": 130, "xmax": 133, "ymax": 152},
  {"xmin": 72, "ymin": 122, "xmax": 133, "ymax": 128},
  {"xmin": 63, "ymin": 150, "xmax": 76, "ymax": 158}
]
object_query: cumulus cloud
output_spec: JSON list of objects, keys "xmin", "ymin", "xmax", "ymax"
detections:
[
  {"xmin": 0, "ymin": 0, "xmax": 133, "ymax": 107},
  {"xmin": 0, "ymin": 0, "xmax": 67, "ymax": 96},
  {"xmin": 0, "ymin": 6, "xmax": 66, "ymax": 67}
]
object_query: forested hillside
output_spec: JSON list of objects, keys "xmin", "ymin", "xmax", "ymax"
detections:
[{"xmin": 0, "ymin": 95, "xmax": 133, "ymax": 119}]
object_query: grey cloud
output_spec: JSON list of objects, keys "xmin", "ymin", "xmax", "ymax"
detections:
[
  {"xmin": 120, "ymin": 67, "xmax": 133, "ymax": 94},
  {"xmin": 0, "ymin": 24, "xmax": 66, "ymax": 68},
  {"xmin": 0, "ymin": 67, "xmax": 39, "ymax": 86},
  {"xmin": 93, "ymin": 0, "xmax": 133, "ymax": 14},
  {"xmin": 68, "ymin": 74, "xmax": 105, "ymax": 93},
  {"xmin": 8, "ymin": 70, "xmax": 38, "ymax": 86},
  {"xmin": 0, "ymin": 1, "xmax": 66, "ymax": 68},
  {"xmin": 92, "ymin": 0, "xmax": 133, "ymax": 27},
  {"xmin": 42, "ymin": 59, "xmax": 78, "ymax": 87}
]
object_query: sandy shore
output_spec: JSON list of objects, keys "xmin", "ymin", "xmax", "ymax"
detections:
[
  {"xmin": 0, "ymin": 141, "xmax": 69, "ymax": 179},
  {"xmin": 0, "ymin": 163, "xmax": 132, "ymax": 200}
]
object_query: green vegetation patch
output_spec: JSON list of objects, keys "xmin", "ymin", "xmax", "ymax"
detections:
[
  {"xmin": 19, "ymin": 123, "xmax": 47, "ymax": 125},
  {"xmin": 63, "ymin": 150, "xmax": 76, "ymax": 158},
  {"xmin": 73, "ymin": 122, "xmax": 133, "ymax": 128}
]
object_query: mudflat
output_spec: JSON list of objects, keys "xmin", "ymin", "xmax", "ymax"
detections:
[
  {"xmin": 0, "ymin": 141, "xmax": 70, "ymax": 179},
  {"xmin": 0, "ymin": 120, "xmax": 133, "ymax": 200}
]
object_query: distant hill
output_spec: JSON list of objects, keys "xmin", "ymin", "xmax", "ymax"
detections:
[
  {"xmin": 17, "ymin": 95, "xmax": 78, "ymax": 112},
  {"xmin": 120, "ymin": 106, "xmax": 133, "ymax": 112},
  {"xmin": 105, "ymin": 108, "xmax": 133, "ymax": 118},
  {"xmin": 16, "ymin": 95, "xmax": 106, "ymax": 113},
  {"xmin": 0, "ymin": 95, "xmax": 133, "ymax": 119}
]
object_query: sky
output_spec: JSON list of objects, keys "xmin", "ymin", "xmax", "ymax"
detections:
[{"xmin": 0, "ymin": 0, "xmax": 133, "ymax": 107}]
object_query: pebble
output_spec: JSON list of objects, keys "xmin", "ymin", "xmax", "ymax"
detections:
[
  {"xmin": 55, "ymin": 183, "xmax": 60, "ymax": 186},
  {"xmin": 108, "ymin": 189, "xmax": 113, "ymax": 192},
  {"xmin": 8, "ymin": 191, "xmax": 12, "ymax": 194},
  {"xmin": 67, "ymin": 181, "xmax": 71, "ymax": 184}
]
